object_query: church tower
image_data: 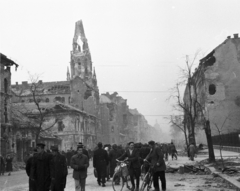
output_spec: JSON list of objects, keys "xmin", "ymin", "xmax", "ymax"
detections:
[{"xmin": 70, "ymin": 20, "xmax": 93, "ymax": 82}]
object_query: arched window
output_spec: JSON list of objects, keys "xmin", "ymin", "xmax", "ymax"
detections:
[
  {"xmin": 111, "ymin": 126, "xmax": 114, "ymax": 132},
  {"xmin": 209, "ymin": 84, "xmax": 216, "ymax": 95}
]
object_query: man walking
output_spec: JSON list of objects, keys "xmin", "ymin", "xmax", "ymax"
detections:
[
  {"xmin": 71, "ymin": 144, "xmax": 89, "ymax": 191},
  {"xmin": 31, "ymin": 143, "xmax": 52, "ymax": 191},
  {"xmin": 145, "ymin": 140, "xmax": 166, "ymax": 191},
  {"xmin": 26, "ymin": 148, "xmax": 38, "ymax": 191},
  {"xmin": 50, "ymin": 146, "xmax": 68, "ymax": 191},
  {"xmin": 93, "ymin": 142, "xmax": 109, "ymax": 187}
]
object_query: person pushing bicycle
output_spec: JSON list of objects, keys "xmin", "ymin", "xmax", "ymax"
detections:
[
  {"xmin": 117, "ymin": 141, "xmax": 141, "ymax": 191},
  {"xmin": 144, "ymin": 140, "xmax": 166, "ymax": 191}
]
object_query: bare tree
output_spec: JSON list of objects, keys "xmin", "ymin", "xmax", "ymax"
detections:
[
  {"xmin": 169, "ymin": 51, "xmax": 216, "ymax": 162},
  {"xmin": 12, "ymin": 74, "xmax": 60, "ymax": 143},
  {"xmin": 169, "ymin": 115, "xmax": 189, "ymax": 151},
  {"xmin": 213, "ymin": 116, "xmax": 229, "ymax": 170}
]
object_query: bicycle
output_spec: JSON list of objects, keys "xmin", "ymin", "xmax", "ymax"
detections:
[
  {"xmin": 112, "ymin": 159, "xmax": 131, "ymax": 191},
  {"xmin": 139, "ymin": 160, "xmax": 154, "ymax": 191}
]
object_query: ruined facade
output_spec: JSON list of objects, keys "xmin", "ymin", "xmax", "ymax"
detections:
[
  {"xmin": 184, "ymin": 34, "xmax": 240, "ymax": 142},
  {"xmin": 11, "ymin": 20, "xmax": 100, "ymax": 152},
  {"xmin": 0, "ymin": 53, "xmax": 18, "ymax": 157}
]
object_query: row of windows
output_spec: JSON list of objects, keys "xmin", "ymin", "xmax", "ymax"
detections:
[{"xmin": 21, "ymin": 97, "xmax": 71, "ymax": 104}]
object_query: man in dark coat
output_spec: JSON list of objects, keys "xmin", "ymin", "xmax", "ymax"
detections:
[
  {"xmin": 0, "ymin": 154, "xmax": 5, "ymax": 175},
  {"xmin": 50, "ymin": 146, "xmax": 68, "ymax": 191},
  {"xmin": 26, "ymin": 148, "xmax": 38, "ymax": 191},
  {"xmin": 145, "ymin": 140, "xmax": 166, "ymax": 191},
  {"xmin": 66, "ymin": 150, "xmax": 72, "ymax": 168},
  {"xmin": 109, "ymin": 144, "xmax": 122, "ymax": 178},
  {"xmin": 118, "ymin": 142, "xmax": 141, "ymax": 191},
  {"xmin": 93, "ymin": 142, "xmax": 109, "ymax": 187},
  {"xmin": 71, "ymin": 144, "xmax": 89, "ymax": 191},
  {"xmin": 31, "ymin": 143, "xmax": 52, "ymax": 191}
]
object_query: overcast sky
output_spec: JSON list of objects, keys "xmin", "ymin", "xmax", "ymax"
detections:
[{"xmin": 1, "ymin": 0, "xmax": 240, "ymax": 135}]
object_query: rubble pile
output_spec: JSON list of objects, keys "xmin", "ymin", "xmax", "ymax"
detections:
[
  {"xmin": 12, "ymin": 162, "xmax": 25, "ymax": 171},
  {"xmin": 166, "ymin": 163, "xmax": 211, "ymax": 175}
]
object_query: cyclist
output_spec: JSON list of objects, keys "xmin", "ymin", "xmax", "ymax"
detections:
[
  {"xmin": 117, "ymin": 142, "xmax": 141, "ymax": 191},
  {"xmin": 145, "ymin": 140, "xmax": 166, "ymax": 191}
]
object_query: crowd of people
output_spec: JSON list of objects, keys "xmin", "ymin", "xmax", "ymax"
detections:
[{"xmin": 0, "ymin": 140, "xmax": 198, "ymax": 191}]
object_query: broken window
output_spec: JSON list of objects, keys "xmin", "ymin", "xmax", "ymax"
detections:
[
  {"xmin": 209, "ymin": 84, "xmax": 216, "ymax": 95},
  {"xmin": 4, "ymin": 78, "xmax": 8, "ymax": 93},
  {"xmin": 58, "ymin": 121, "xmax": 65, "ymax": 132}
]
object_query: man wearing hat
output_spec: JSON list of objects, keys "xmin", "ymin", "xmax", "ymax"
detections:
[
  {"xmin": 93, "ymin": 142, "xmax": 109, "ymax": 187},
  {"xmin": 50, "ymin": 146, "xmax": 68, "ymax": 191},
  {"xmin": 31, "ymin": 143, "xmax": 52, "ymax": 191},
  {"xmin": 71, "ymin": 144, "xmax": 89, "ymax": 191},
  {"xmin": 145, "ymin": 140, "xmax": 166, "ymax": 191},
  {"xmin": 26, "ymin": 148, "xmax": 38, "ymax": 191}
]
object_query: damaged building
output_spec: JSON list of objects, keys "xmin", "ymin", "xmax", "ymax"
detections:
[
  {"xmin": 0, "ymin": 53, "xmax": 18, "ymax": 157},
  {"xmin": 184, "ymin": 34, "xmax": 240, "ymax": 147},
  {"xmin": 11, "ymin": 20, "xmax": 100, "ymax": 152}
]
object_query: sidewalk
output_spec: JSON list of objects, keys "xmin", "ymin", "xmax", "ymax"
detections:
[{"xmin": 168, "ymin": 149, "xmax": 240, "ymax": 190}]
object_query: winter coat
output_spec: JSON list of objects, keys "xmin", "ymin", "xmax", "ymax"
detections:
[
  {"xmin": 145, "ymin": 146, "xmax": 166, "ymax": 172},
  {"xmin": 109, "ymin": 148, "xmax": 122, "ymax": 168},
  {"xmin": 26, "ymin": 155, "xmax": 37, "ymax": 191},
  {"xmin": 50, "ymin": 152, "xmax": 68, "ymax": 190},
  {"xmin": 71, "ymin": 153, "xmax": 89, "ymax": 179},
  {"xmin": 0, "ymin": 156, "xmax": 5, "ymax": 173},
  {"xmin": 31, "ymin": 151, "xmax": 52, "ymax": 191},
  {"xmin": 6, "ymin": 157, "xmax": 13, "ymax": 172},
  {"xmin": 118, "ymin": 149, "xmax": 141, "ymax": 169},
  {"xmin": 93, "ymin": 148, "xmax": 109, "ymax": 171}
]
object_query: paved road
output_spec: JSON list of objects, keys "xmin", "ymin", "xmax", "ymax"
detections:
[{"xmin": 0, "ymin": 157, "xmax": 237, "ymax": 191}]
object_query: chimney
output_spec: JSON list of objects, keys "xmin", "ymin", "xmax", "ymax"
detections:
[
  {"xmin": 22, "ymin": 81, "xmax": 28, "ymax": 89},
  {"xmin": 16, "ymin": 82, "xmax": 18, "ymax": 86},
  {"xmin": 233, "ymin": 33, "xmax": 239, "ymax": 39},
  {"xmin": 227, "ymin": 36, "xmax": 231, "ymax": 39}
]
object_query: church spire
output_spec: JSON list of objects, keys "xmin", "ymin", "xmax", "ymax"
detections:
[
  {"xmin": 92, "ymin": 67, "xmax": 97, "ymax": 86},
  {"xmin": 67, "ymin": 66, "xmax": 70, "ymax": 81}
]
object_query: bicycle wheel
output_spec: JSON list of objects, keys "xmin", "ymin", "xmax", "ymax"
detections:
[
  {"xmin": 140, "ymin": 173, "xmax": 150, "ymax": 191},
  {"xmin": 112, "ymin": 172, "xmax": 126, "ymax": 191}
]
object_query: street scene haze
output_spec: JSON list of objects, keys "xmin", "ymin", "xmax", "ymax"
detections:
[{"xmin": 1, "ymin": 1, "xmax": 240, "ymax": 191}]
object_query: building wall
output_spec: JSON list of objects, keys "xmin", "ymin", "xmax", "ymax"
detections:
[{"xmin": 204, "ymin": 37, "xmax": 240, "ymax": 136}]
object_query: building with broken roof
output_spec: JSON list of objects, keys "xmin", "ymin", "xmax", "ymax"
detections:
[
  {"xmin": 184, "ymin": 34, "xmax": 240, "ymax": 146},
  {"xmin": 0, "ymin": 53, "xmax": 18, "ymax": 157},
  {"xmin": 11, "ymin": 20, "xmax": 100, "ymax": 154}
]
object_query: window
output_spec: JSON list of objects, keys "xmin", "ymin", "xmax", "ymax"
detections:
[
  {"xmin": 209, "ymin": 84, "xmax": 216, "ymax": 95},
  {"xmin": 111, "ymin": 126, "xmax": 114, "ymax": 132},
  {"xmin": 4, "ymin": 78, "xmax": 8, "ymax": 93},
  {"xmin": 45, "ymin": 98, "xmax": 49, "ymax": 102},
  {"xmin": 58, "ymin": 121, "xmax": 65, "ymax": 132}
]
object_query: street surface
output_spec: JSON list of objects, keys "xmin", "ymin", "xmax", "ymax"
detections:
[{"xmin": 0, "ymin": 156, "xmax": 237, "ymax": 191}]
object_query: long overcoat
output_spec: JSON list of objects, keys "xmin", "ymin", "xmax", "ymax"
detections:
[
  {"xmin": 31, "ymin": 151, "xmax": 52, "ymax": 191},
  {"xmin": 145, "ymin": 146, "xmax": 166, "ymax": 172},
  {"xmin": 50, "ymin": 152, "xmax": 68, "ymax": 190},
  {"xmin": 0, "ymin": 156, "xmax": 5, "ymax": 174},
  {"xmin": 6, "ymin": 157, "xmax": 13, "ymax": 172},
  {"xmin": 93, "ymin": 148, "xmax": 109, "ymax": 172},
  {"xmin": 26, "ymin": 155, "xmax": 37, "ymax": 191},
  {"xmin": 71, "ymin": 153, "xmax": 89, "ymax": 179}
]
